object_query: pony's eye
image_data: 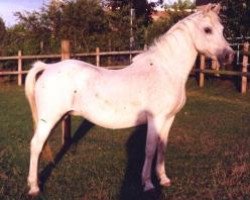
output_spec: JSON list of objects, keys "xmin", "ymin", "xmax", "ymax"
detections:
[{"xmin": 204, "ymin": 27, "xmax": 212, "ymax": 34}]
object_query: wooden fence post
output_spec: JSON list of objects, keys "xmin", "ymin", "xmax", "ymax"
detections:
[
  {"xmin": 96, "ymin": 47, "xmax": 100, "ymax": 67},
  {"xmin": 18, "ymin": 50, "xmax": 22, "ymax": 86},
  {"xmin": 61, "ymin": 40, "xmax": 71, "ymax": 145},
  {"xmin": 108, "ymin": 39, "xmax": 111, "ymax": 66},
  {"xmin": 212, "ymin": 60, "xmax": 220, "ymax": 77},
  {"xmin": 241, "ymin": 42, "xmax": 249, "ymax": 94},
  {"xmin": 199, "ymin": 55, "xmax": 205, "ymax": 87},
  {"xmin": 61, "ymin": 40, "xmax": 70, "ymax": 60}
]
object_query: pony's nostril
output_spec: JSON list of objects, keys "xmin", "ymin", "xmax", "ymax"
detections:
[
  {"xmin": 227, "ymin": 50, "xmax": 235, "ymax": 63},
  {"xmin": 224, "ymin": 50, "xmax": 234, "ymax": 64},
  {"xmin": 224, "ymin": 52, "xmax": 229, "ymax": 60},
  {"xmin": 230, "ymin": 51, "xmax": 235, "ymax": 60},
  {"xmin": 218, "ymin": 49, "xmax": 234, "ymax": 65}
]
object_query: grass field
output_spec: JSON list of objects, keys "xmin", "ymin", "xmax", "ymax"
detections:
[{"xmin": 0, "ymin": 79, "xmax": 250, "ymax": 200}]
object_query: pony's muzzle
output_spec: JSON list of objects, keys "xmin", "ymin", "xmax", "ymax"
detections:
[{"xmin": 217, "ymin": 48, "xmax": 235, "ymax": 66}]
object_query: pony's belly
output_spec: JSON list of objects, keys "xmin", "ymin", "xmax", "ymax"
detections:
[
  {"xmin": 71, "ymin": 105, "xmax": 147, "ymax": 129},
  {"xmin": 70, "ymin": 86, "xmax": 148, "ymax": 129}
]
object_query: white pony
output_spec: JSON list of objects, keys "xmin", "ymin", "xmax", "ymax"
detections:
[{"xmin": 26, "ymin": 4, "xmax": 234, "ymax": 195}]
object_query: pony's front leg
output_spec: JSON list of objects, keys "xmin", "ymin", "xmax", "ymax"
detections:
[
  {"xmin": 27, "ymin": 121, "xmax": 54, "ymax": 196},
  {"xmin": 142, "ymin": 116, "xmax": 165, "ymax": 191},
  {"xmin": 156, "ymin": 116, "xmax": 175, "ymax": 187}
]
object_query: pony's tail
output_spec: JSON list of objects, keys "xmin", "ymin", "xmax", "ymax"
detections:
[{"xmin": 25, "ymin": 61, "xmax": 47, "ymax": 127}]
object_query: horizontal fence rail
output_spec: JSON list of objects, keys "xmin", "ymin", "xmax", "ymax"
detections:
[
  {"xmin": 0, "ymin": 41, "xmax": 249, "ymax": 94},
  {"xmin": 1, "ymin": 40, "xmax": 249, "ymax": 147}
]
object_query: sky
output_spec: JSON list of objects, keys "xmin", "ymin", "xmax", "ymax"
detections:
[
  {"xmin": 0, "ymin": 0, "xmax": 45, "ymax": 27},
  {"xmin": 0, "ymin": 0, "xmax": 181, "ymax": 27}
]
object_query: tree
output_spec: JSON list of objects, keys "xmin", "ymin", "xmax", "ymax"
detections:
[
  {"xmin": 0, "ymin": 17, "xmax": 6, "ymax": 55},
  {"xmin": 3, "ymin": 24, "xmax": 41, "ymax": 55},
  {"xmin": 0, "ymin": 17, "xmax": 6, "ymax": 41},
  {"xmin": 103, "ymin": 0, "xmax": 163, "ymax": 26},
  {"xmin": 102, "ymin": 0, "xmax": 164, "ymax": 50},
  {"xmin": 13, "ymin": 0, "xmax": 110, "ymax": 53},
  {"xmin": 147, "ymin": 0, "xmax": 194, "ymax": 45},
  {"xmin": 220, "ymin": 0, "xmax": 250, "ymax": 39},
  {"xmin": 170, "ymin": 0, "xmax": 195, "ymax": 10},
  {"xmin": 105, "ymin": 5, "xmax": 131, "ymax": 50},
  {"xmin": 59, "ymin": 0, "xmax": 109, "ymax": 51},
  {"xmin": 14, "ymin": 10, "xmax": 52, "ymax": 54}
]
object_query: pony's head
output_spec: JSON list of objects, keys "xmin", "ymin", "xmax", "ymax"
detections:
[{"xmin": 187, "ymin": 4, "xmax": 234, "ymax": 65}]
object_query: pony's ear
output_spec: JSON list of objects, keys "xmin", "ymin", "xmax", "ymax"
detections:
[
  {"xmin": 197, "ymin": 3, "xmax": 214, "ymax": 14},
  {"xmin": 198, "ymin": 3, "xmax": 221, "ymax": 14},
  {"xmin": 212, "ymin": 4, "xmax": 222, "ymax": 14}
]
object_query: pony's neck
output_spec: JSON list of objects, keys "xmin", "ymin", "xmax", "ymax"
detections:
[{"xmin": 151, "ymin": 20, "xmax": 198, "ymax": 84}]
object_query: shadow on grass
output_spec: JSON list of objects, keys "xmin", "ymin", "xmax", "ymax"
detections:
[
  {"xmin": 39, "ymin": 119, "xmax": 94, "ymax": 191},
  {"xmin": 119, "ymin": 125, "xmax": 164, "ymax": 200}
]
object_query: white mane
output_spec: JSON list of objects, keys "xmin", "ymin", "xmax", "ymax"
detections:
[{"xmin": 132, "ymin": 12, "xmax": 202, "ymax": 65}]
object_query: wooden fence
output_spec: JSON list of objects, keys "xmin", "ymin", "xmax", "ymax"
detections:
[
  {"xmin": 0, "ymin": 41, "xmax": 249, "ymax": 94},
  {"xmin": 0, "ymin": 46, "xmax": 142, "ymax": 86},
  {"xmin": 0, "ymin": 40, "xmax": 249, "ymax": 146}
]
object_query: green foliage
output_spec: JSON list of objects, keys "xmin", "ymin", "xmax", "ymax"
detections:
[
  {"xmin": 1, "ymin": 0, "xmax": 249, "ymax": 56},
  {"xmin": 4, "ymin": 0, "xmax": 153, "ymax": 54},
  {"xmin": 4, "ymin": 25, "xmax": 26, "ymax": 55},
  {"xmin": 59, "ymin": 0, "xmax": 109, "ymax": 52},
  {"xmin": 0, "ymin": 17, "xmax": 6, "ymax": 55},
  {"xmin": 166, "ymin": 0, "xmax": 195, "ymax": 10},
  {"xmin": 104, "ymin": 0, "xmax": 162, "ymax": 26},
  {"xmin": 4, "ymin": 0, "xmax": 159, "ymax": 54},
  {"xmin": 0, "ymin": 17, "xmax": 6, "ymax": 40},
  {"xmin": 105, "ymin": 5, "xmax": 131, "ymax": 50},
  {"xmin": 146, "ymin": 8, "xmax": 191, "ymax": 45},
  {"xmin": 221, "ymin": 0, "xmax": 250, "ymax": 39},
  {"xmin": 12, "ymin": 0, "xmax": 109, "ymax": 53},
  {"xmin": 5, "ymin": 11, "xmax": 53, "ymax": 55}
]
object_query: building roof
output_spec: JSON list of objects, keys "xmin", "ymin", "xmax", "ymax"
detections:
[{"xmin": 151, "ymin": 11, "xmax": 169, "ymax": 21}]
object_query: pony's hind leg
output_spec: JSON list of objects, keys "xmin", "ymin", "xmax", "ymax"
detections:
[{"xmin": 27, "ymin": 119, "xmax": 57, "ymax": 196}]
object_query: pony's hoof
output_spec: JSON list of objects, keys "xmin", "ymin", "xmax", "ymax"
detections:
[
  {"xmin": 160, "ymin": 179, "xmax": 171, "ymax": 187},
  {"xmin": 28, "ymin": 187, "xmax": 40, "ymax": 196},
  {"xmin": 143, "ymin": 182, "xmax": 155, "ymax": 192}
]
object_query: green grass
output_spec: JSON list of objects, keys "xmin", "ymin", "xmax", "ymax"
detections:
[{"xmin": 0, "ymin": 79, "xmax": 250, "ymax": 200}]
